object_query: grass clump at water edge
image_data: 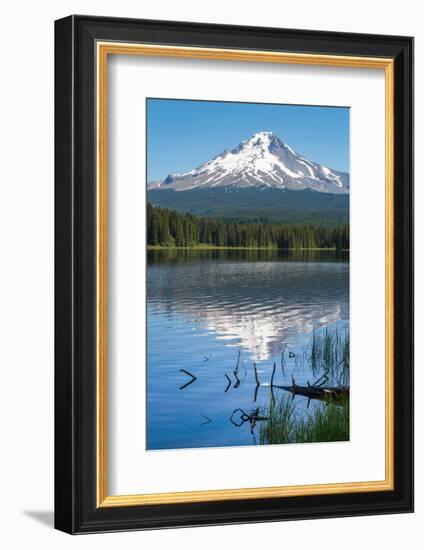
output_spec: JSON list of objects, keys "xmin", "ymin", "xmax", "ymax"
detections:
[{"xmin": 259, "ymin": 395, "xmax": 349, "ymax": 445}]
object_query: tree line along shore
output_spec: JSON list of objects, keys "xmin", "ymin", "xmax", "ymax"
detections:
[{"xmin": 147, "ymin": 203, "xmax": 349, "ymax": 250}]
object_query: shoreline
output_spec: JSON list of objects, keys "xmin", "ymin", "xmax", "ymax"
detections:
[{"xmin": 147, "ymin": 245, "xmax": 349, "ymax": 251}]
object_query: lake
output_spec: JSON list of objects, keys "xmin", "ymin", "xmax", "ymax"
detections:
[{"xmin": 146, "ymin": 249, "xmax": 349, "ymax": 450}]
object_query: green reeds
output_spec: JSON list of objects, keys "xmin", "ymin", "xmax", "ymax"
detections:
[
  {"xmin": 307, "ymin": 326, "xmax": 349, "ymax": 385},
  {"xmin": 260, "ymin": 395, "xmax": 296, "ymax": 445},
  {"xmin": 259, "ymin": 325, "xmax": 349, "ymax": 445},
  {"xmin": 259, "ymin": 394, "xmax": 349, "ymax": 445}
]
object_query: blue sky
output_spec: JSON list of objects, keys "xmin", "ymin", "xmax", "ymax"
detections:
[{"xmin": 147, "ymin": 98, "xmax": 349, "ymax": 182}]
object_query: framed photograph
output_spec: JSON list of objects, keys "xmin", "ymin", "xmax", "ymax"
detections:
[{"xmin": 55, "ymin": 15, "xmax": 413, "ymax": 533}]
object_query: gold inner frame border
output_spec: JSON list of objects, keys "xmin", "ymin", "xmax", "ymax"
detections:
[{"xmin": 96, "ymin": 42, "xmax": 394, "ymax": 508}]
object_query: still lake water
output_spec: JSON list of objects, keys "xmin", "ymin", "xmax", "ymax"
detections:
[{"xmin": 146, "ymin": 249, "xmax": 349, "ymax": 450}]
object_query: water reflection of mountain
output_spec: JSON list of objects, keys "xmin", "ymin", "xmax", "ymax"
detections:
[{"xmin": 147, "ymin": 250, "xmax": 349, "ymax": 361}]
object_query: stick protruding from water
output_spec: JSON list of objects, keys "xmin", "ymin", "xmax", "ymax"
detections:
[{"xmin": 253, "ymin": 362, "xmax": 260, "ymax": 386}]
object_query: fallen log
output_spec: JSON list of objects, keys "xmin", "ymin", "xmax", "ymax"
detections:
[{"xmin": 274, "ymin": 384, "xmax": 349, "ymax": 403}]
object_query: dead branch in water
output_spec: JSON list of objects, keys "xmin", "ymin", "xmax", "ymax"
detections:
[
  {"xmin": 235, "ymin": 350, "xmax": 240, "ymax": 373},
  {"xmin": 200, "ymin": 413, "xmax": 212, "ymax": 426},
  {"xmin": 233, "ymin": 351, "xmax": 241, "ymax": 388},
  {"xmin": 224, "ymin": 373, "xmax": 231, "ymax": 392},
  {"xmin": 230, "ymin": 407, "xmax": 269, "ymax": 429},
  {"xmin": 253, "ymin": 362, "xmax": 260, "ymax": 386},
  {"xmin": 269, "ymin": 362, "xmax": 277, "ymax": 405},
  {"xmin": 271, "ymin": 362, "xmax": 276, "ymax": 386},
  {"xmin": 179, "ymin": 369, "xmax": 197, "ymax": 390},
  {"xmin": 254, "ymin": 384, "xmax": 260, "ymax": 403},
  {"xmin": 281, "ymin": 345, "xmax": 287, "ymax": 377}
]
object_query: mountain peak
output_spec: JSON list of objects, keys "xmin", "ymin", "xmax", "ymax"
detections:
[
  {"xmin": 150, "ymin": 131, "xmax": 349, "ymax": 194},
  {"xmin": 247, "ymin": 131, "xmax": 282, "ymax": 147},
  {"xmin": 250, "ymin": 130, "xmax": 276, "ymax": 140}
]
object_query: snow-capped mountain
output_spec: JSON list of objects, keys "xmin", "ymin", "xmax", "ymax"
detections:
[{"xmin": 149, "ymin": 131, "xmax": 349, "ymax": 194}]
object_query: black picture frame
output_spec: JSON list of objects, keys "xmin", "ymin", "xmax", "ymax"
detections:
[{"xmin": 55, "ymin": 14, "xmax": 414, "ymax": 534}]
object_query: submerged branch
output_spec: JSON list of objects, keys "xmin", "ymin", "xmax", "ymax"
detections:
[
  {"xmin": 253, "ymin": 362, "xmax": 260, "ymax": 386},
  {"xmin": 179, "ymin": 369, "xmax": 197, "ymax": 390},
  {"xmin": 200, "ymin": 413, "xmax": 212, "ymax": 426},
  {"xmin": 224, "ymin": 373, "xmax": 231, "ymax": 392}
]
